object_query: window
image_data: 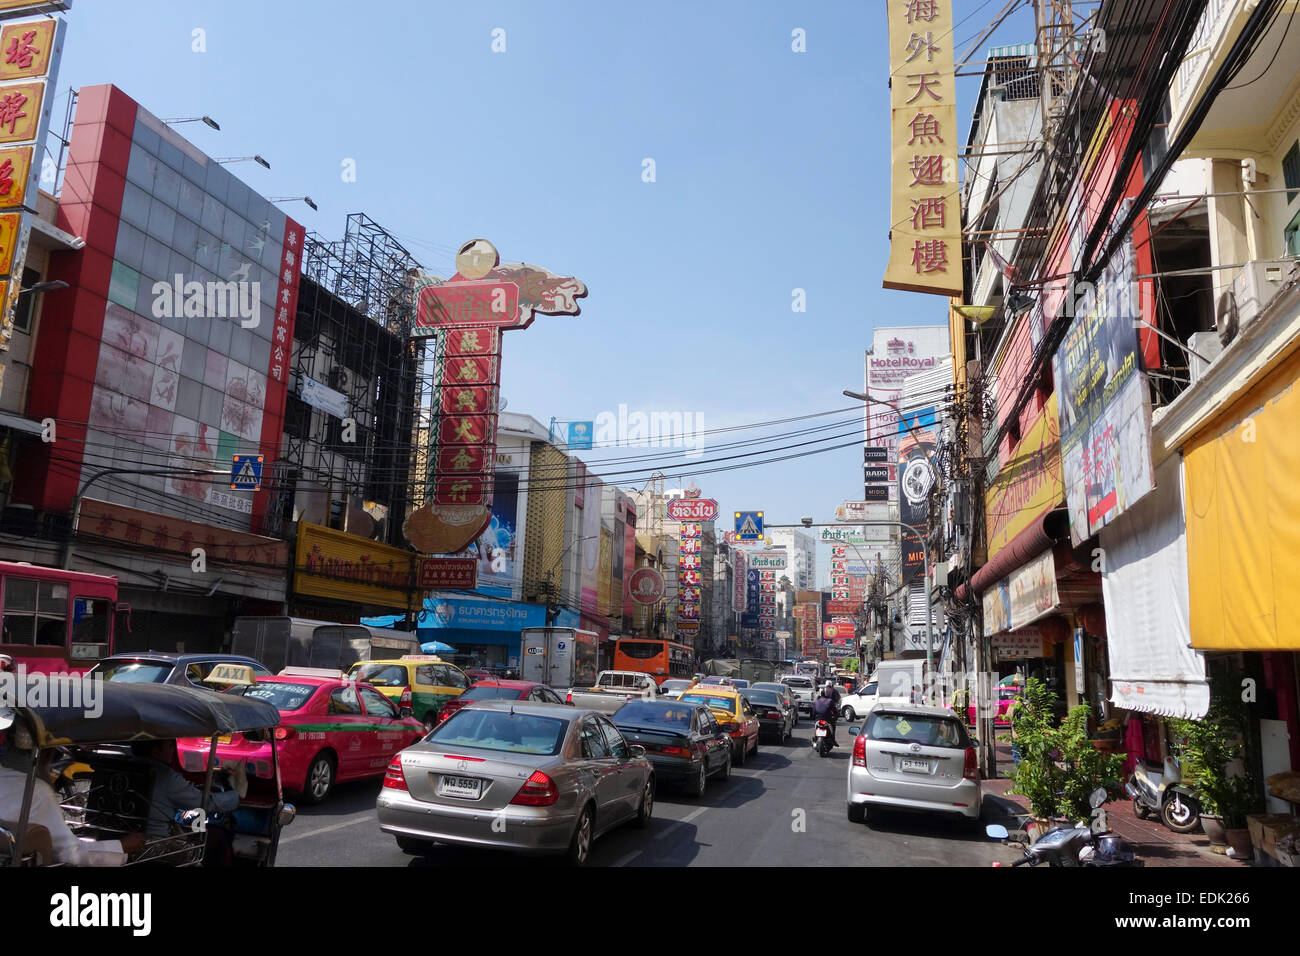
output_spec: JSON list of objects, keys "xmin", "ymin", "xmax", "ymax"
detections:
[
  {"xmin": 598, "ymin": 718, "xmax": 630, "ymax": 759},
  {"xmin": 230, "ymin": 682, "xmax": 316, "ymax": 711},
  {"xmin": 328, "ymin": 686, "xmax": 362, "ymax": 716},
  {"xmin": 354, "ymin": 663, "xmax": 408, "ymax": 687},
  {"xmin": 580, "ymin": 719, "xmax": 610, "ymax": 758},
  {"xmin": 1283, "ymin": 140, "xmax": 1300, "ymax": 204},
  {"xmin": 429, "ymin": 710, "xmax": 567, "ymax": 756},
  {"xmin": 359, "ymin": 687, "xmax": 398, "ymax": 718},
  {"xmin": 415, "ymin": 665, "xmax": 437, "ymax": 686},
  {"xmin": 70, "ymin": 598, "xmax": 111, "ymax": 652},
  {"xmin": 1, "ymin": 577, "xmax": 68, "ymax": 648},
  {"xmin": 434, "ymin": 665, "xmax": 468, "ymax": 689},
  {"xmin": 617, "ymin": 641, "xmax": 663, "ymax": 660}
]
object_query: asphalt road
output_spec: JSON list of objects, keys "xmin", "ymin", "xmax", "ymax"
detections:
[{"xmin": 276, "ymin": 720, "xmax": 1026, "ymax": 867}]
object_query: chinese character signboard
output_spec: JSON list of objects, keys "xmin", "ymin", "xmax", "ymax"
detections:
[
  {"xmin": 883, "ymin": 0, "xmax": 961, "ymax": 296},
  {"xmin": 666, "ymin": 497, "xmax": 719, "ymax": 522},
  {"xmin": 731, "ymin": 548, "xmax": 747, "ymax": 613},
  {"xmin": 405, "ymin": 240, "xmax": 587, "ymax": 555},
  {"xmin": 418, "ymin": 557, "xmax": 478, "ymax": 589}
]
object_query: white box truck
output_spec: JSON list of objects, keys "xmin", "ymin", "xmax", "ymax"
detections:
[
  {"xmin": 872, "ymin": 659, "xmax": 930, "ymax": 706},
  {"xmin": 520, "ymin": 627, "xmax": 599, "ymax": 690}
]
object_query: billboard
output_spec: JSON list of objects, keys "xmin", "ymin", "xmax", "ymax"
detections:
[
  {"xmin": 898, "ymin": 418, "xmax": 938, "ymax": 584},
  {"xmin": 474, "ymin": 470, "xmax": 520, "ymax": 595},
  {"xmin": 1052, "ymin": 239, "xmax": 1155, "ymax": 543},
  {"xmin": 865, "ymin": 326, "xmax": 950, "ymax": 505}
]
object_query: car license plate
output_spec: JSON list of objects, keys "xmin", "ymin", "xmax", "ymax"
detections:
[
  {"xmin": 217, "ymin": 735, "xmax": 232, "ymax": 744},
  {"xmin": 815, "ymin": 728, "xmax": 827, "ymax": 737},
  {"xmin": 900, "ymin": 758, "xmax": 929, "ymax": 773},
  {"xmin": 437, "ymin": 775, "xmax": 483, "ymax": 799}
]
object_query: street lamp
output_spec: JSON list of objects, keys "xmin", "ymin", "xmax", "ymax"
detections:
[
  {"xmin": 216, "ymin": 155, "xmax": 271, "ymax": 170},
  {"xmin": 20, "ymin": 280, "xmax": 69, "ymax": 294},
  {"xmin": 270, "ymin": 196, "xmax": 318, "ymax": 212},
  {"xmin": 162, "ymin": 116, "xmax": 220, "ymax": 131}
]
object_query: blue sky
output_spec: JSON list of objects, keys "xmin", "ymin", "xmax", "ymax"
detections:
[{"xmin": 55, "ymin": 1, "xmax": 1035, "ymax": 584}]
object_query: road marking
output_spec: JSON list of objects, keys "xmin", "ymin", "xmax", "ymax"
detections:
[
  {"xmin": 655, "ymin": 804, "xmax": 709, "ymax": 840},
  {"xmin": 280, "ymin": 811, "xmax": 374, "ymax": 844},
  {"xmin": 612, "ymin": 850, "xmax": 641, "ymax": 867}
]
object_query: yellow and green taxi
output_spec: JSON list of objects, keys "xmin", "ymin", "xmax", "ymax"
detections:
[
  {"xmin": 675, "ymin": 686, "xmax": 760, "ymax": 765},
  {"xmin": 346, "ymin": 656, "xmax": 470, "ymax": 731}
]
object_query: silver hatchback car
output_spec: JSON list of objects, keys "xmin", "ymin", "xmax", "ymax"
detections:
[
  {"xmin": 846, "ymin": 704, "xmax": 982, "ymax": 826},
  {"xmin": 377, "ymin": 701, "xmax": 654, "ymax": 864}
]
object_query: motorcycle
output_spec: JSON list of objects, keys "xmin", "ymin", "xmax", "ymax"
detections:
[
  {"xmin": 1125, "ymin": 755, "xmax": 1200, "ymax": 834},
  {"xmin": 985, "ymin": 788, "xmax": 1143, "ymax": 867},
  {"xmin": 813, "ymin": 718, "xmax": 834, "ymax": 757}
]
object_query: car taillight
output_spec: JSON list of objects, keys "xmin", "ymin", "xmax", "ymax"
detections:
[
  {"xmin": 566, "ymin": 691, "xmax": 573, "ymax": 704},
  {"xmin": 399, "ymin": 686, "xmax": 412, "ymax": 708},
  {"xmin": 852, "ymin": 734, "xmax": 866, "ymax": 768},
  {"xmin": 511, "ymin": 770, "xmax": 559, "ymax": 807},
  {"xmin": 661, "ymin": 746, "xmax": 689, "ymax": 758},
  {"xmin": 765, "ymin": 711, "xmax": 781, "ymax": 720},
  {"xmin": 383, "ymin": 756, "xmax": 408, "ymax": 791},
  {"xmin": 964, "ymin": 746, "xmax": 979, "ymax": 780},
  {"xmin": 275, "ymin": 727, "xmax": 296, "ymax": 741}
]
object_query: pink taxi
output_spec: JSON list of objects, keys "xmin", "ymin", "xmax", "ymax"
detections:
[{"xmin": 178, "ymin": 674, "xmax": 425, "ymax": 804}]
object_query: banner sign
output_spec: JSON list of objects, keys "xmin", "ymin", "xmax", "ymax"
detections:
[
  {"xmin": 731, "ymin": 548, "xmax": 747, "ymax": 612},
  {"xmin": 418, "ymin": 557, "xmax": 477, "ymax": 589},
  {"xmin": 666, "ymin": 497, "xmax": 719, "ymax": 522},
  {"xmin": 1052, "ymin": 238, "xmax": 1155, "ymax": 544},
  {"xmin": 983, "ymin": 549, "xmax": 1061, "ymax": 635},
  {"xmin": 882, "ymin": 0, "xmax": 961, "ymax": 296},
  {"xmin": 747, "ymin": 550, "xmax": 787, "ymax": 570},
  {"xmin": 898, "ymin": 420, "xmax": 938, "ymax": 584},
  {"xmin": 985, "ymin": 392, "xmax": 1064, "ymax": 561}
]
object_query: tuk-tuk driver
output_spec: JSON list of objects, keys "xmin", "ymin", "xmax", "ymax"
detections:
[
  {"xmin": 130, "ymin": 740, "xmax": 247, "ymax": 839},
  {"xmin": 0, "ymin": 711, "xmax": 146, "ymax": 865}
]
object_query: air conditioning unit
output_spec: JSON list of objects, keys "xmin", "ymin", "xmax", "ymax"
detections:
[
  {"xmin": 1187, "ymin": 330, "xmax": 1223, "ymax": 385},
  {"xmin": 1217, "ymin": 259, "xmax": 1294, "ymax": 345}
]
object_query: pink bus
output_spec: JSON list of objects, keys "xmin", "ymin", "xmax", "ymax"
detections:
[{"xmin": 0, "ymin": 560, "xmax": 117, "ymax": 675}]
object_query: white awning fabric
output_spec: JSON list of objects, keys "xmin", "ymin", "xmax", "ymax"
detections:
[{"xmin": 1100, "ymin": 455, "xmax": 1209, "ymax": 719}]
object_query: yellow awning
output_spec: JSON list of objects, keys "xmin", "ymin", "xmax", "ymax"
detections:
[{"xmin": 1185, "ymin": 346, "xmax": 1300, "ymax": 650}]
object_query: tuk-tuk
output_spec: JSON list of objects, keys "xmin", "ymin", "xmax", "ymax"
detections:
[{"xmin": 1, "ymin": 680, "xmax": 295, "ymax": 867}]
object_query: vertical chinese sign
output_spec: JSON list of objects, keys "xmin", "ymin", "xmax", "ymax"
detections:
[
  {"xmin": 882, "ymin": 0, "xmax": 962, "ymax": 297},
  {"xmin": 758, "ymin": 568, "xmax": 776, "ymax": 647},
  {"xmin": 828, "ymin": 544, "xmax": 854, "ymax": 634},
  {"xmin": 666, "ymin": 495, "xmax": 717, "ymax": 644},
  {"xmin": 405, "ymin": 239, "xmax": 586, "ymax": 556},
  {"xmin": 0, "ymin": 9, "xmax": 65, "ymax": 394}
]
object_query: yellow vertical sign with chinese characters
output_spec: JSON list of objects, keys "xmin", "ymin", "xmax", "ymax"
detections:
[{"xmin": 883, "ymin": 0, "xmax": 963, "ymax": 297}]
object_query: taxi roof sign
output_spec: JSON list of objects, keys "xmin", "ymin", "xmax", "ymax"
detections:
[{"xmin": 204, "ymin": 663, "xmax": 257, "ymax": 687}]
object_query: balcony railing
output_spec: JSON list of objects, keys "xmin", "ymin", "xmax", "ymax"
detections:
[{"xmin": 1174, "ymin": 0, "xmax": 1234, "ymax": 113}]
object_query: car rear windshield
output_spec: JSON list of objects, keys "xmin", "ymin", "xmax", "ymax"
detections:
[
  {"xmin": 866, "ymin": 712, "xmax": 968, "ymax": 749},
  {"xmin": 661, "ymin": 681, "xmax": 691, "ymax": 692},
  {"xmin": 679, "ymin": 693, "xmax": 737, "ymax": 712},
  {"xmin": 93, "ymin": 660, "xmax": 172, "ymax": 683},
  {"xmin": 616, "ymin": 702, "xmax": 691, "ymax": 728},
  {"xmin": 784, "ymin": 678, "xmax": 812, "ymax": 688},
  {"xmin": 459, "ymin": 685, "xmax": 525, "ymax": 701},
  {"xmin": 230, "ymin": 682, "xmax": 317, "ymax": 711},
  {"xmin": 353, "ymin": 664, "xmax": 408, "ymax": 686},
  {"xmin": 743, "ymin": 690, "xmax": 781, "ymax": 706},
  {"xmin": 430, "ymin": 709, "xmax": 567, "ymax": 755}
]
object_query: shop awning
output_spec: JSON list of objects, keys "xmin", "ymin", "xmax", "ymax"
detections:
[
  {"xmin": 1185, "ymin": 346, "xmax": 1300, "ymax": 651},
  {"xmin": 954, "ymin": 508, "xmax": 1070, "ymax": 602},
  {"xmin": 0, "ymin": 410, "xmax": 44, "ymax": 435},
  {"xmin": 1101, "ymin": 456, "xmax": 1209, "ymax": 718}
]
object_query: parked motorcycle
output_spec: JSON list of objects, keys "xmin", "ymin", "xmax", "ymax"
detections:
[
  {"xmin": 1125, "ymin": 756, "xmax": 1200, "ymax": 833},
  {"xmin": 985, "ymin": 788, "xmax": 1143, "ymax": 867},
  {"xmin": 813, "ymin": 718, "xmax": 834, "ymax": 757}
]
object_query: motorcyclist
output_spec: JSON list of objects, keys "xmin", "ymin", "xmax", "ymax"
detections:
[{"xmin": 812, "ymin": 680, "xmax": 841, "ymax": 747}]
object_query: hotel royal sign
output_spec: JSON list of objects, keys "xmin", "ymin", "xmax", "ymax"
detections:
[{"xmin": 882, "ymin": 0, "xmax": 962, "ymax": 297}]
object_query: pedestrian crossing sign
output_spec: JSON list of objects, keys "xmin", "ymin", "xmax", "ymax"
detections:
[
  {"xmin": 734, "ymin": 510, "xmax": 764, "ymax": 540},
  {"xmin": 231, "ymin": 455, "xmax": 264, "ymax": 491}
]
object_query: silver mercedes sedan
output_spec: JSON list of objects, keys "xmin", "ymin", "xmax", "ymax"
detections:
[{"xmin": 376, "ymin": 701, "xmax": 655, "ymax": 865}]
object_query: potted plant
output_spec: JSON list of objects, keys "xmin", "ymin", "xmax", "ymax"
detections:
[{"xmin": 1005, "ymin": 678, "xmax": 1125, "ymax": 827}]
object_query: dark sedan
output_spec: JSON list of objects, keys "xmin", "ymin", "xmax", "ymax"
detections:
[
  {"xmin": 435, "ymin": 679, "xmax": 566, "ymax": 726},
  {"xmin": 611, "ymin": 700, "xmax": 732, "ymax": 798},
  {"xmin": 87, "ymin": 652, "xmax": 272, "ymax": 687},
  {"xmin": 742, "ymin": 687, "xmax": 794, "ymax": 743}
]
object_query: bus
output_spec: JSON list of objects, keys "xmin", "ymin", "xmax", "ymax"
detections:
[
  {"xmin": 797, "ymin": 660, "xmax": 825, "ymax": 681},
  {"xmin": 0, "ymin": 560, "xmax": 118, "ymax": 674},
  {"xmin": 612, "ymin": 637, "xmax": 695, "ymax": 685}
]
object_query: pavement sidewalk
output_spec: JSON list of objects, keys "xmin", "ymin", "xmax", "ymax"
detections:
[{"xmin": 981, "ymin": 743, "xmax": 1242, "ymax": 868}]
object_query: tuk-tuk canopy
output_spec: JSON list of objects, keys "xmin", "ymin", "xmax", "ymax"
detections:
[{"xmin": 17, "ymin": 682, "xmax": 281, "ymax": 748}]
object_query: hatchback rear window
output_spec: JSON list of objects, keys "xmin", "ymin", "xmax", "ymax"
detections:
[
  {"xmin": 92, "ymin": 660, "xmax": 173, "ymax": 683},
  {"xmin": 230, "ymin": 681, "xmax": 317, "ymax": 711},
  {"xmin": 866, "ymin": 712, "xmax": 968, "ymax": 749},
  {"xmin": 615, "ymin": 702, "xmax": 692, "ymax": 728},
  {"xmin": 460, "ymin": 685, "xmax": 525, "ymax": 701},
  {"xmin": 679, "ymin": 693, "xmax": 737, "ymax": 712}
]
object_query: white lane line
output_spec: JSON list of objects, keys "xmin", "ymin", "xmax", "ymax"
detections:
[
  {"xmin": 612, "ymin": 850, "xmax": 641, "ymax": 867},
  {"xmin": 654, "ymin": 804, "xmax": 709, "ymax": 840},
  {"xmin": 280, "ymin": 811, "xmax": 375, "ymax": 844}
]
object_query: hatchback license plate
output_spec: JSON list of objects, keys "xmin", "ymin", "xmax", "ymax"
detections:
[
  {"xmin": 900, "ymin": 758, "xmax": 928, "ymax": 773},
  {"xmin": 815, "ymin": 728, "xmax": 827, "ymax": 737},
  {"xmin": 438, "ymin": 775, "xmax": 483, "ymax": 799}
]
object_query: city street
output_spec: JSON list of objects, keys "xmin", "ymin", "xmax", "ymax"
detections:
[{"xmin": 278, "ymin": 721, "xmax": 1020, "ymax": 868}]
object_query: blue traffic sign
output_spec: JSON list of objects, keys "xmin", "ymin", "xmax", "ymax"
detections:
[
  {"xmin": 734, "ymin": 510, "xmax": 764, "ymax": 540},
  {"xmin": 230, "ymin": 455, "xmax": 264, "ymax": 491}
]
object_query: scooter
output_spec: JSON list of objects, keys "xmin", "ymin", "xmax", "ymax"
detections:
[
  {"xmin": 1125, "ymin": 755, "xmax": 1200, "ymax": 833},
  {"xmin": 985, "ymin": 788, "xmax": 1143, "ymax": 867},
  {"xmin": 813, "ymin": 718, "xmax": 834, "ymax": 757}
]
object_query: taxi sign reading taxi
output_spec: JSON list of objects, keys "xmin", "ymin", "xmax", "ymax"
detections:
[
  {"xmin": 734, "ymin": 511, "xmax": 763, "ymax": 541},
  {"xmin": 230, "ymin": 455, "xmax": 264, "ymax": 491}
]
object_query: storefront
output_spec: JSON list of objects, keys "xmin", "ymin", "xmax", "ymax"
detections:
[
  {"xmin": 290, "ymin": 522, "xmax": 417, "ymax": 623},
  {"xmin": 418, "ymin": 596, "xmax": 579, "ymax": 672}
]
